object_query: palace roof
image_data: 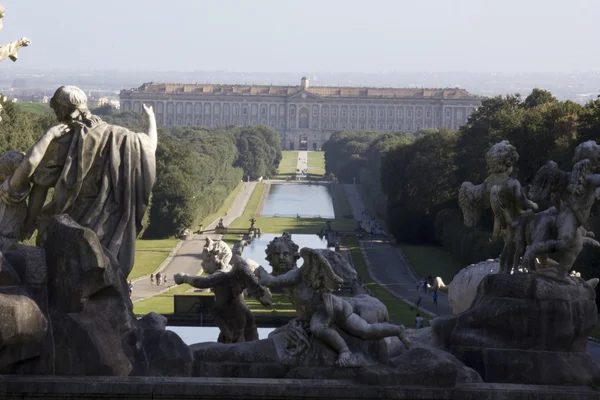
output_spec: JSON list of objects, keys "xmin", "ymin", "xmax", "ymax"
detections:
[{"xmin": 124, "ymin": 82, "xmax": 481, "ymax": 100}]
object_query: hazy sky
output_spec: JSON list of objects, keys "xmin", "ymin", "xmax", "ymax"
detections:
[{"xmin": 2, "ymin": 0, "xmax": 599, "ymax": 73}]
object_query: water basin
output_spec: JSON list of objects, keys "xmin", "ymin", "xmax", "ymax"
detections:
[
  {"xmin": 167, "ymin": 326, "xmax": 275, "ymax": 345},
  {"xmin": 241, "ymin": 233, "xmax": 331, "ymax": 273},
  {"xmin": 261, "ymin": 184, "xmax": 335, "ymax": 218}
]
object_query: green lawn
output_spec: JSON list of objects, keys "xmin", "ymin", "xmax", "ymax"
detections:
[
  {"xmin": 344, "ymin": 237, "xmax": 424, "ymax": 327},
  {"xmin": 15, "ymin": 102, "xmax": 53, "ymax": 115},
  {"xmin": 590, "ymin": 323, "xmax": 600, "ymax": 340},
  {"xmin": 242, "ymin": 182, "xmax": 265, "ymax": 218},
  {"xmin": 307, "ymin": 151, "xmax": 325, "ymax": 178},
  {"xmin": 276, "ymin": 151, "xmax": 298, "ymax": 179},
  {"xmin": 329, "ymin": 184, "xmax": 353, "ymax": 219},
  {"xmin": 399, "ymin": 244, "xmax": 463, "ymax": 283},
  {"xmin": 133, "ymin": 284, "xmax": 295, "ymax": 316},
  {"xmin": 128, "ymin": 238, "xmax": 180, "ymax": 280},
  {"xmin": 133, "ymin": 284, "xmax": 196, "ymax": 314},
  {"xmin": 199, "ymin": 182, "xmax": 243, "ymax": 229}
]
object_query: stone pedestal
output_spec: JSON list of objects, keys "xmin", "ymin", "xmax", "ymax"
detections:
[{"xmin": 432, "ymin": 271, "xmax": 600, "ymax": 385}]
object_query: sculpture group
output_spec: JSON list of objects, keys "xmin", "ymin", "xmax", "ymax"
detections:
[{"xmin": 459, "ymin": 139, "xmax": 600, "ymax": 277}]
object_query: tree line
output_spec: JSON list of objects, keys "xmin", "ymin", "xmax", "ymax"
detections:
[
  {"xmin": 323, "ymin": 89, "xmax": 600, "ymax": 287},
  {"xmin": 3, "ymin": 102, "xmax": 281, "ymax": 238}
]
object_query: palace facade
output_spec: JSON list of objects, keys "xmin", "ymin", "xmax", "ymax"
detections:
[{"xmin": 120, "ymin": 77, "xmax": 483, "ymax": 150}]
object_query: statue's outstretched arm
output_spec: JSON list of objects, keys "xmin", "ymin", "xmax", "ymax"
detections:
[
  {"xmin": 256, "ymin": 267, "xmax": 302, "ymax": 288},
  {"xmin": 175, "ymin": 272, "xmax": 231, "ymax": 289},
  {"xmin": 10, "ymin": 125, "xmax": 68, "ymax": 193},
  {"xmin": 0, "ymin": 37, "xmax": 30, "ymax": 63},
  {"xmin": 142, "ymin": 104, "xmax": 157, "ymax": 153}
]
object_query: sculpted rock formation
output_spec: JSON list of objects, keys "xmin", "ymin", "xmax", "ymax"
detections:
[{"xmin": 432, "ymin": 272, "xmax": 600, "ymax": 385}]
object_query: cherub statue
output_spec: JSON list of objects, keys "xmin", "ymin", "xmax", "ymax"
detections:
[
  {"xmin": 489, "ymin": 178, "xmax": 538, "ymax": 273},
  {"xmin": 520, "ymin": 158, "xmax": 600, "ymax": 275},
  {"xmin": 0, "ymin": 125, "xmax": 68, "ymax": 251},
  {"xmin": 249, "ymin": 217, "xmax": 256, "ymax": 229},
  {"xmin": 459, "ymin": 141, "xmax": 523, "ymax": 227},
  {"xmin": 203, "ymin": 237, "xmax": 233, "ymax": 273},
  {"xmin": 174, "ymin": 252, "xmax": 272, "ymax": 343},
  {"xmin": 0, "ymin": 5, "xmax": 31, "ymax": 63},
  {"xmin": 255, "ymin": 234, "xmax": 410, "ymax": 367},
  {"xmin": 459, "ymin": 141, "xmax": 537, "ymax": 273}
]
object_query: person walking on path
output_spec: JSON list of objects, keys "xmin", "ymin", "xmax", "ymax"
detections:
[
  {"xmin": 150, "ymin": 274, "xmax": 154, "ymax": 285},
  {"xmin": 433, "ymin": 291, "xmax": 438, "ymax": 306},
  {"xmin": 415, "ymin": 313, "xmax": 424, "ymax": 329}
]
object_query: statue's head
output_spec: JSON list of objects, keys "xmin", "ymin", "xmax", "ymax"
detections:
[
  {"xmin": 265, "ymin": 233, "xmax": 300, "ymax": 275},
  {"xmin": 0, "ymin": 151, "xmax": 23, "ymax": 182},
  {"xmin": 204, "ymin": 237, "xmax": 214, "ymax": 251},
  {"xmin": 573, "ymin": 141, "xmax": 600, "ymax": 170},
  {"xmin": 486, "ymin": 140, "xmax": 519, "ymax": 175},
  {"xmin": 0, "ymin": 5, "xmax": 5, "ymax": 19},
  {"xmin": 50, "ymin": 86, "xmax": 90, "ymax": 123}
]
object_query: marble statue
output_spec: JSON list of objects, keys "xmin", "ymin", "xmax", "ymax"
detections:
[
  {"xmin": 255, "ymin": 234, "xmax": 411, "ymax": 367},
  {"xmin": 19, "ymin": 86, "xmax": 157, "ymax": 276},
  {"xmin": 203, "ymin": 237, "xmax": 233, "ymax": 273},
  {"xmin": 0, "ymin": 5, "xmax": 30, "ymax": 62},
  {"xmin": 459, "ymin": 141, "xmax": 538, "ymax": 274},
  {"xmin": 0, "ymin": 126, "xmax": 67, "ymax": 252},
  {"xmin": 174, "ymin": 250, "xmax": 272, "ymax": 343},
  {"xmin": 520, "ymin": 158, "xmax": 600, "ymax": 274}
]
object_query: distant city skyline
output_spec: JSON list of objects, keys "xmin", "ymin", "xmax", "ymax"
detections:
[{"xmin": 1, "ymin": 0, "xmax": 599, "ymax": 73}]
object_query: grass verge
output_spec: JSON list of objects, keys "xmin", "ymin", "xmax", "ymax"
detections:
[
  {"xmin": 399, "ymin": 244, "xmax": 463, "ymax": 283},
  {"xmin": 241, "ymin": 182, "xmax": 264, "ymax": 218},
  {"xmin": 199, "ymin": 181, "xmax": 243, "ymax": 229},
  {"xmin": 129, "ymin": 238, "xmax": 180, "ymax": 280},
  {"xmin": 344, "ymin": 236, "xmax": 422, "ymax": 328},
  {"xmin": 307, "ymin": 151, "xmax": 325, "ymax": 178},
  {"xmin": 276, "ymin": 151, "xmax": 299, "ymax": 179},
  {"xmin": 329, "ymin": 183, "xmax": 353, "ymax": 219}
]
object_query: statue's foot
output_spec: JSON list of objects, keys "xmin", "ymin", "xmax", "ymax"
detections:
[{"xmin": 335, "ymin": 350, "xmax": 359, "ymax": 368}]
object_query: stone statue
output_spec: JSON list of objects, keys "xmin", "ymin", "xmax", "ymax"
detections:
[
  {"xmin": 249, "ymin": 217, "xmax": 256, "ymax": 229},
  {"xmin": 203, "ymin": 237, "xmax": 233, "ymax": 273},
  {"xmin": 519, "ymin": 158, "xmax": 600, "ymax": 275},
  {"xmin": 459, "ymin": 141, "xmax": 538, "ymax": 274},
  {"xmin": 0, "ymin": 6, "xmax": 30, "ymax": 62},
  {"xmin": 174, "ymin": 252, "xmax": 272, "ymax": 343},
  {"xmin": 0, "ymin": 126, "xmax": 68, "ymax": 252},
  {"xmin": 19, "ymin": 86, "xmax": 157, "ymax": 276},
  {"xmin": 217, "ymin": 218, "xmax": 225, "ymax": 228},
  {"xmin": 255, "ymin": 234, "xmax": 410, "ymax": 367}
]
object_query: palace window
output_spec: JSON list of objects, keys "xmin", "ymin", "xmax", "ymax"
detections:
[
  {"xmin": 379, "ymin": 109, "xmax": 384, "ymax": 117},
  {"xmin": 408, "ymin": 109, "xmax": 413, "ymax": 117},
  {"xmin": 313, "ymin": 107, "xmax": 318, "ymax": 116},
  {"xmin": 351, "ymin": 109, "xmax": 356, "ymax": 117},
  {"xmin": 417, "ymin": 110, "xmax": 422, "ymax": 118},
  {"xmin": 360, "ymin": 123, "xmax": 365, "ymax": 129},
  {"xmin": 426, "ymin": 111, "xmax": 431, "ymax": 118},
  {"xmin": 313, "ymin": 121, "xmax": 318, "ymax": 130},
  {"xmin": 332, "ymin": 108, "xmax": 338, "ymax": 117},
  {"xmin": 243, "ymin": 108, "xmax": 248, "ymax": 116},
  {"xmin": 280, "ymin": 120, "xmax": 285, "ymax": 128},
  {"xmin": 261, "ymin": 107, "xmax": 267, "ymax": 116},
  {"xmin": 351, "ymin": 123, "xmax": 356, "ymax": 129},
  {"xmin": 360, "ymin": 109, "xmax": 366, "ymax": 117},
  {"xmin": 398, "ymin": 108, "xmax": 404, "ymax": 117},
  {"xmin": 342, "ymin": 109, "xmax": 347, "ymax": 117},
  {"xmin": 369, "ymin": 123, "xmax": 374, "ymax": 129},
  {"xmin": 342, "ymin": 123, "xmax": 346, "ymax": 129},
  {"xmin": 370, "ymin": 109, "xmax": 375, "ymax": 117},
  {"xmin": 379, "ymin": 122, "xmax": 384, "ymax": 130},
  {"xmin": 389, "ymin": 124, "xmax": 393, "ymax": 130},
  {"xmin": 446, "ymin": 109, "xmax": 451, "ymax": 118},
  {"xmin": 388, "ymin": 109, "xmax": 393, "ymax": 117},
  {"xmin": 323, "ymin": 107, "xmax": 329, "ymax": 116},
  {"xmin": 436, "ymin": 110, "xmax": 440, "ymax": 118}
]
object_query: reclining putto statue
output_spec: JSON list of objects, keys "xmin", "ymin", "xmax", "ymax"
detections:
[{"xmin": 255, "ymin": 233, "xmax": 411, "ymax": 367}]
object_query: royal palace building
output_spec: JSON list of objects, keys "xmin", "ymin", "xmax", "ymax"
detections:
[{"xmin": 120, "ymin": 77, "xmax": 483, "ymax": 150}]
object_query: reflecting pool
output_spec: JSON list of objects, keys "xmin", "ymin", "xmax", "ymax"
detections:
[
  {"xmin": 261, "ymin": 184, "xmax": 335, "ymax": 219},
  {"xmin": 167, "ymin": 326, "xmax": 275, "ymax": 345},
  {"xmin": 241, "ymin": 233, "xmax": 331, "ymax": 273}
]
